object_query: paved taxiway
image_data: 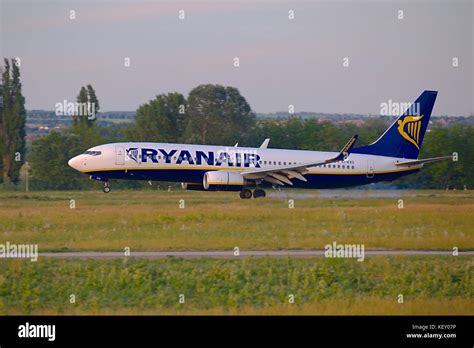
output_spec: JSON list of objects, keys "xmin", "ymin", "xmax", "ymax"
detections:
[{"xmin": 38, "ymin": 250, "xmax": 474, "ymax": 259}]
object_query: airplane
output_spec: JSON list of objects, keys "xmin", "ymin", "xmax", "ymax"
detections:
[{"xmin": 68, "ymin": 90, "xmax": 454, "ymax": 199}]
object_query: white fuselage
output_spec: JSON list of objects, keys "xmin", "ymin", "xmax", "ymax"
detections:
[{"xmin": 68, "ymin": 142, "xmax": 420, "ymax": 189}]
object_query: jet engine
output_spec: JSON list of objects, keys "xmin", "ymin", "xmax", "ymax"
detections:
[{"xmin": 202, "ymin": 171, "xmax": 245, "ymax": 191}]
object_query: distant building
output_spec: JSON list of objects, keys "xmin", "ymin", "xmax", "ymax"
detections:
[{"xmin": 338, "ymin": 119, "xmax": 367, "ymax": 126}]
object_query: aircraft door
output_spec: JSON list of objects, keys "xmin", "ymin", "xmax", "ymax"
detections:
[
  {"xmin": 115, "ymin": 146, "xmax": 125, "ymax": 165},
  {"xmin": 366, "ymin": 160, "xmax": 375, "ymax": 179}
]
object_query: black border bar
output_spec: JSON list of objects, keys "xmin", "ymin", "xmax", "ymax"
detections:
[{"xmin": 0, "ymin": 315, "xmax": 472, "ymax": 346}]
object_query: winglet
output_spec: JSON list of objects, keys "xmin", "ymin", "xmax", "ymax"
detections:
[
  {"xmin": 341, "ymin": 134, "xmax": 358, "ymax": 153},
  {"xmin": 336, "ymin": 134, "xmax": 358, "ymax": 161},
  {"xmin": 260, "ymin": 138, "xmax": 270, "ymax": 148}
]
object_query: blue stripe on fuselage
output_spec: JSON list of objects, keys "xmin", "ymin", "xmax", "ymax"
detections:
[{"xmin": 86, "ymin": 168, "xmax": 419, "ymax": 189}]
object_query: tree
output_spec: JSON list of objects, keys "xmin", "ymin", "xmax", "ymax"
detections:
[
  {"xmin": 128, "ymin": 92, "xmax": 187, "ymax": 142},
  {"xmin": 413, "ymin": 125, "xmax": 473, "ymax": 189},
  {"xmin": 10, "ymin": 60, "xmax": 27, "ymax": 183},
  {"xmin": 29, "ymin": 131, "xmax": 86, "ymax": 189},
  {"xmin": 72, "ymin": 86, "xmax": 88, "ymax": 127},
  {"xmin": 0, "ymin": 69, "xmax": 3, "ymax": 183},
  {"xmin": 0, "ymin": 58, "xmax": 26, "ymax": 185},
  {"xmin": 183, "ymin": 84, "xmax": 256, "ymax": 145},
  {"xmin": 73, "ymin": 85, "xmax": 99, "ymax": 127},
  {"xmin": 71, "ymin": 85, "xmax": 102, "ymax": 150},
  {"xmin": 0, "ymin": 60, "xmax": 12, "ymax": 184},
  {"xmin": 87, "ymin": 84, "xmax": 100, "ymax": 118}
]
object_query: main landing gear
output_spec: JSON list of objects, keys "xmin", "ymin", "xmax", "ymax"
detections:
[
  {"xmin": 239, "ymin": 188, "xmax": 266, "ymax": 199},
  {"xmin": 239, "ymin": 189, "xmax": 252, "ymax": 199},
  {"xmin": 103, "ymin": 181, "xmax": 110, "ymax": 193}
]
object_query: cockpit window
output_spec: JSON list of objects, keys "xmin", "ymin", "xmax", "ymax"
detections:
[{"xmin": 84, "ymin": 150, "xmax": 102, "ymax": 156}]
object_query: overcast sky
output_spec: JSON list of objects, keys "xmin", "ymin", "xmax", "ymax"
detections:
[{"xmin": 1, "ymin": 0, "xmax": 473, "ymax": 115}]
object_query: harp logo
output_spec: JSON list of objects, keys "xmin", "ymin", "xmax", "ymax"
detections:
[
  {"xmin": 397, "ymin": 115, "xmax": 423, "ymax": 149},
  {"xmin": 126, "ymin": 148, "xmax": 139, "ymax": 162}
]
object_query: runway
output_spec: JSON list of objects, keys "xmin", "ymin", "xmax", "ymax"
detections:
[{"xmin": 37, "ymin": 250, "xmax": 474, "ymax": 259}]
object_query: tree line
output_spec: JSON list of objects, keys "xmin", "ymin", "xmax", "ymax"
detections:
[
  {"xmin": 0, "ymin": 58, "xmax": 26, "ymax": 187},
  {"xmin": 0, "ymin": 60, "xmax": 471, "ymax": 191}
]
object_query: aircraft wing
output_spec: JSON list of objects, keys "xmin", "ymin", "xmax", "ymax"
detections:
[
  {"xmin": 395, "ymin": 155, "xmax": 454, "ymax": 167},
  {"xmin": 241, "ymin": 135, "xmax": 358, "ymax": 186}
]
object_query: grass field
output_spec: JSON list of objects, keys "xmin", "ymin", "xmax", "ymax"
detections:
[
  {"xmin": 1, "ymin": 189, "xmax": 472, "ymax": 315},
  {"xmin": 1, "ymin": 256, "xmax": 472, "ymax": 315},
  {"xmin": 0, "ymin": 190, "xmax": 472, "ymax": 251}
]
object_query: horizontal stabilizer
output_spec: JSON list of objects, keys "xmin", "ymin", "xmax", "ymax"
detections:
[{"xmin": 395, "ymin": 155, "xmax": 454, "ymax": 167}]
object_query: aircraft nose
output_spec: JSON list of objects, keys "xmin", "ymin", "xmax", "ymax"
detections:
[{"xmin": 68, "ymin": 155, "xmax": 82, "ymax": 171}]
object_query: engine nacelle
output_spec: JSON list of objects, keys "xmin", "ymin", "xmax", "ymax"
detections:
[{"xmin": 203, "ymin": 171, "xmax": 245, "ymax": 191}]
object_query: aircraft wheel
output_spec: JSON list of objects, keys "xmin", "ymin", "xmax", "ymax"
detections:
[
  {"xmin": 103, "ymin": 183, "xmax": 110, "ymax": 193},
  {"xmin": 253, "ymin": 189, "xmax": 266, "ymax": 198},
  {"xmin": 240, "ymin": 188, "xmax": 253, "ymax": 199}
]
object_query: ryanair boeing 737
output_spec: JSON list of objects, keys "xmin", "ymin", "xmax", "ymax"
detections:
[{"xmin": 68, "ymin": 91, "xmax": 454, "ymax": 199}]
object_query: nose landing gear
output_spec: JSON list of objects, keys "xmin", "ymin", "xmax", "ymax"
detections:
[{"xmin": 103, "ymin": 181, "xmax": 110, "ymax": 193}]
